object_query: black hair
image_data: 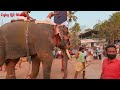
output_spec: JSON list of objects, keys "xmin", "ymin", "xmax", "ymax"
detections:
[
  {"xmin": 79, "ymin": 47, "xmax": 84, "ymax": 51},
  {"xmin": 105, "ymin": 44, "xmax": 116, "ymax": 51}
]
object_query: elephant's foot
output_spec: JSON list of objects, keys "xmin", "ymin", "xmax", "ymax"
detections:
[
  {"xmin": 63, "ymin": 75, "xmax": 67, "ymax": 79},
  {"xmin": 63, "ymin": 73, "xmax": 67, "ymax": 79},
  {"xmin": 25, "ymin": 74, "xmax": 32, "ymax": 79},
  {"xmin": 6, "ymin": 75, "xmax": 16, "ymax": 79},
  {"xmin": 26, "ymin": 74, "xmax": 38, "ymax": 79},
  {"xmin": 30, "ymin": 74, "xmax": 38, "ymax": 79},
  {"xmin": 43, "ymin": 76, "xmax": 50, "ymax": 79}
]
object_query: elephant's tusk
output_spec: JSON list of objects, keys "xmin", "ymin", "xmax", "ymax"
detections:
[{"xmin": 65, "ymin": 49, "xmax": 72, "ymax": 60}]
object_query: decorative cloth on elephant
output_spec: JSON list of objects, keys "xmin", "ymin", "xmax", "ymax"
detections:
[
  {"xmin": 55, "ymin": 34, "xmax": 59, "ymax": 47},
  {"xmin": 18, "ymin": 16, "xmax": 28, "ymax": 21},
  {"xmin": 68, "ymin": 39, "xmax": 70, "ymax": 49},
  {"xmin": 17, "ymin": 11, "xmax": 28, "ymax": 21}
]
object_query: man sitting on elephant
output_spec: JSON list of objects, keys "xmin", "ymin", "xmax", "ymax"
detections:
[
  {"xmin": 18, "ymin": 11, "xmax": 35, "ymax": 21},
  {"xmin": 46, "ymin": 11, "xmax": 60, "ymax": 35},
  {"xmin": 46, "ymin": 11, "xmax": 60, "ymax": 24},
  {"xmin": 35, "ymin": 12, "xmax": 60, "ymax": 35}
]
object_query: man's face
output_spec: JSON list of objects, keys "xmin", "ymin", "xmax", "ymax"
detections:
[
  {"xmin": 107, "ymin": 47, "xmax": 117, "ymax": 55},
  {"xmin": 106, "ymin": 47, "xmax": 117, "ymax": 60},
  {"xmin": 81, "ymin": 49, "xmax": 84, "ymax": 53}
]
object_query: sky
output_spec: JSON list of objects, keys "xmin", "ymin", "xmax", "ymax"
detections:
[{"xmin": 0, "ymin": 11, "xmax": 118, "ymax": 30}]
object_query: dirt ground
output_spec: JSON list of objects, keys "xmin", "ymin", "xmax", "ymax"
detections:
[
  {"xmin": 1, "ymin": 54, "xmax": 120, "ymax": 79},
  {"xmin": 0, "ymin": 55, "xmax": 105, "ymax": 79}
]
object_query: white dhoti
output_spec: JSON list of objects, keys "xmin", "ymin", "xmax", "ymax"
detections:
[
  {"xmin": 45, "ymin": 18, "xmax": 51, "ymax": 22},
  {"xmin": 35, "ymin": 18, "xmax": 56, "ymax": 25},
  {"xmin": 61, "ymin": 21, "xmax": 68, "ymax": 27},
  {"xmin": 17, "ymin": 16, "xmax": 27, "ymax": 21}
]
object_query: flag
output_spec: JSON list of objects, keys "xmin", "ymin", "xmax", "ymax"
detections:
[{"xmin": 54, "ymin": 11, "xmax": 67, "ymax": 24}]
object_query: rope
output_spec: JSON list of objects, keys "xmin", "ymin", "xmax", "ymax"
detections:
[
  {"xmin": 25, "ymin": 21, "xmax": 30, "ymax": 60},
  {"xmin": 78, "ymin": 63, "xmax": 91, "ymax": 73},
  {"xmin": 24, "ymin": 21, "xmax": 32, "ymax": 79}
]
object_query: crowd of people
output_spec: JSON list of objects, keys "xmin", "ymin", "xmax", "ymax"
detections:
[
  {"xmin": 51, "ymin": 43, "xmax": 120, "ymax": 79},
  {"xmin": 74, "ymin": 44, "xmax": 120, "ymax": 79},
  {"xmin": 51, "ymin": 44, "xmax": 105, "ymax": 79}
]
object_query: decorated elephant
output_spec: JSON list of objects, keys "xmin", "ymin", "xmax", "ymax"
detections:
[{"xmin": 0, "ymin": 21, "xmax": 70, "ymax": 79}]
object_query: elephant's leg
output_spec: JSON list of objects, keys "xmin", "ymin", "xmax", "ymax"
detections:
[
  {"xmin": 31, "ymin": 55, "xmax": 41, "ymax": 79},
  {"xmin": 0, "ymin": 47, "xmax": 5, "ymax": 67},
  {"xmin": 61, "ymin": 58, "xmax": 64, "ymax": 72},
  {"xmin": 61, "ymin": 50, "xmax": 68, "ymax": 79},
  {"xmin": 42, "ymin": 52, "xmax": 53, "ymax": 79},
  {"xmin": 62, "ymin": 58, "xmax": 68, "ymax": 79},
  {"xmin": 0, "ymin": 66, "xmax": 2, "ymax": 71},
  {"xmin": 5, "ymin": 59, "xmax": 19, "ymax": 79}
]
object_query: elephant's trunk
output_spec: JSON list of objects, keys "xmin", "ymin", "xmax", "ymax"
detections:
[
  {"xmin": 65, "ymin": 49, "xmax": 71, "ymax": 60},
  {"xmin": 61, "ymin": 48, "xmax": 72, "ymax": 79}
]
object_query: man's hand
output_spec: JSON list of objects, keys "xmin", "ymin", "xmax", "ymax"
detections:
[{"xmin": 54, "ymin": 11, "xmax": 60, "ymax": 15}]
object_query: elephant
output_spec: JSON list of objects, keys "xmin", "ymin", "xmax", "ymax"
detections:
[{"xmin": 0, "ymin": 21, "xmax": 70, "ymax": 79}]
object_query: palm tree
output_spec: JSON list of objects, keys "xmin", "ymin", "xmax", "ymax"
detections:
[
  {"xmin": 67, "ymin": 11, "xmax": 78, "ymax": 29},
  {"xmin": 67, "ymin": 11, "xmax": 81, "ymax": 49}
]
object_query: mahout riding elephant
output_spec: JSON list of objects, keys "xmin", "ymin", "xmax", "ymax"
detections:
[{"xmin": 0, "ymin": 21, "xmax": 70, "ymax": 79}]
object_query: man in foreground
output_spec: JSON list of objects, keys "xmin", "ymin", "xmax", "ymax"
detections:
[{"xmin": 101, "ymin": 44, "xmax": 120, "ymax": 79}]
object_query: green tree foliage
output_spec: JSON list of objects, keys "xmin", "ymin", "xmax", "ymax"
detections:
[
  {"xmin": 93, "ymin": 12, "xmax": 120, "ymax": 44},
  {"xmin": 67, "ymin": 11, "xmax": 81, "ymax": 49},
  {"xmin": 70, "ymin": 23, "xmax": 81, "ymax": 49},
  {"xmin": 67, "ymin": 11, "xmax": 78, "ymax": 23}
]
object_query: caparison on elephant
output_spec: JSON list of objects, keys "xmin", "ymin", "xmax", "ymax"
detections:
[{"xmin": 0, "ymin": 21, "xmax": 70, "ymax": 79}]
